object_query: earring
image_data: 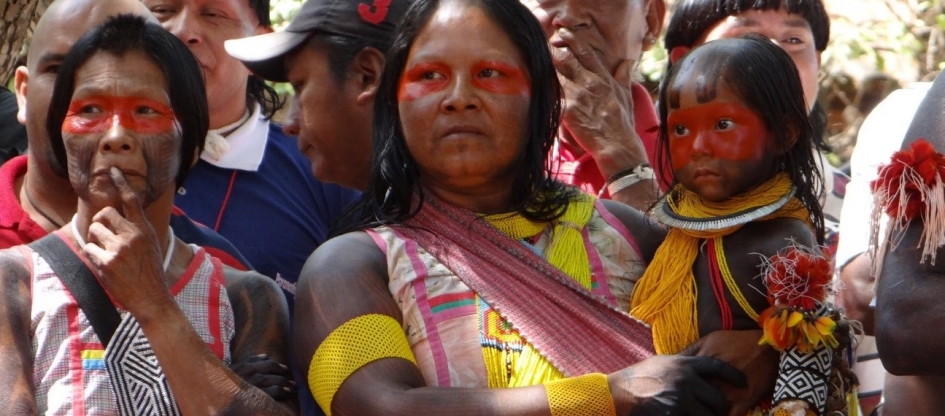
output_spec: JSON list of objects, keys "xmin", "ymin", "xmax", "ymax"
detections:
[{"xmin": 644, "ymin": 35, "xmax": 658, "ymax": 48}]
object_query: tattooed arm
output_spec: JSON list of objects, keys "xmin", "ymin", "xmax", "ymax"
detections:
[
  {"xmin": 224, "ymin": 267, "xmax": 297, "ymax": 412},
  {"xmin": 0, "ymin": 249, "xmax": 38, "ymax": 415}
]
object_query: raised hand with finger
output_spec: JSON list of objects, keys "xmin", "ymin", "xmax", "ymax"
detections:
[
  {"xmin": 529, "ymin": 0, "xmax": 666, "ymax": 210},
  {"xmin": 80, "ymin": 166, "xmax": 180, "ymax": 323}
]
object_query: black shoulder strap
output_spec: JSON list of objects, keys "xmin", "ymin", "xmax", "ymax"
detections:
[{"xmin": 29, "ymin": 233, "xmax": 121, "ymax": 346}]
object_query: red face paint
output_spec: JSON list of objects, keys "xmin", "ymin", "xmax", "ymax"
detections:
[
  {"xmin": 470, "ymin": 61, "xmax": 530, "ymax": 96},
  {"xmin": 62, "ymin": 96, "xmax": 176, "ymax": 135},
  {"xmin": 667, "ymin": 102, "xmax": 769, "ymax": 170},
  {"xmin": 397, "ymin": 60, "xmax": 531, "ymax": 102},
  {"xmin": 398, "ymin": 62, "xmax": 451, "ymax": 102}
]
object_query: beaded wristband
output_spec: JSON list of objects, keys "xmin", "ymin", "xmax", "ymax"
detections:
[
  {"xmin": 545, "ymin": 373, "xmax": 617, "ymax": 416},
  {"xmin": 605, "ymin": 163, "xmax": 654, "ymax": 196},
  {"xmin": 309, "ymin": 314, "xmax": 417, "ymax": 415}
]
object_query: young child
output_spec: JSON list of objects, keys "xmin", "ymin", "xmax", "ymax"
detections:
[{"xmin": 629, "ymin": 35, "xmax": 855, "ymax": 415}]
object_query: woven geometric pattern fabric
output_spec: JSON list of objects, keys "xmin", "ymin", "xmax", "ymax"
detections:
[
  {"xmin": 106, "ymin": 315, "xmax": 182, "ymax": 416},
  {"xmin": 773, "ymin": 345, "xmax": 832, "ymax": 414},
  {"xmin": 544, "ymin": 373, "xmax": 616, "ymax": 416}
]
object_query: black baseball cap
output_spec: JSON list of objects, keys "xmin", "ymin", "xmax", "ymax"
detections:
[{"xmin": 225, "ymin": 0, "xmax": 411, "ymax": 82}]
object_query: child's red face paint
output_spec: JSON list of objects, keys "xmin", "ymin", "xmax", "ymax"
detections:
[
  {"xmin": 667, "ymin": 102, "xmax": 768, "ymax": 170},
  {"xmin": 397, "ymin": 60, "xmax": 530, "ymax": 102},
  {"xmin": 62, "ymin": 95, "xmax": 176, "ymax": 135}
]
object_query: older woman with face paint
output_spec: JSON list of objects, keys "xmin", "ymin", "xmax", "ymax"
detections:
[
  {"xmin": 292, "ymin": 1, "xmax": 749, "ymax": 415},
  {"xmin": 0, "ymin": 15, "xmax": 295, "ymax": 415}
]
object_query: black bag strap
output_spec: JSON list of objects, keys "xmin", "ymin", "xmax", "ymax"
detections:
[{"xmin": 30, "ymin": 233, "xmax": 121, "ymax": 346}]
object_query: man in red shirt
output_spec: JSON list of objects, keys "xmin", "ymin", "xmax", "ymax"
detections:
[
  {"xmin": 6, "ymin": 0, "xmax": 249, "ymax": 268},
  {"xmin": 524, "ymin": 0, "xmax": 666, "ymax": 210}
]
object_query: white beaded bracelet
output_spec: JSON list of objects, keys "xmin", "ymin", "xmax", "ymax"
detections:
[{"xmin": 605, "ymin": 164, "xmax": 655, "ymax": 196}]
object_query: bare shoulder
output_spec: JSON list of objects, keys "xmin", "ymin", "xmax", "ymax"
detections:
[
  {"xmin": 0, "ymin": 248, "xmax": 36, "ymax": 416},
  {"xmin": 0, "ymin": 248, "xmax": 31, "ymax": 313},
  {"xmin": 295, "ymin": 231, "xmax": 394, "ymax": 337},
  {"xmin": 221, "ymin": 265, "xmax": 284, "ymax": 300},
  {"xmin": 0, "ymin": 247, "xmax": 30, "ymax": 289},
  {"xmin": 598, "ymin": 198, "xmax": 667, "ymax": 261},
  {"xmin": 734, "ymin": 217, "xmax": 817, "ymax": 259},
  {"xmin": 299, "ymin": 231, "xmax": 387, "ymax": 293}
]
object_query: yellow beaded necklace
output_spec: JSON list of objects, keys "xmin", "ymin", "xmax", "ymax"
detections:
[{"xmin": 478, "ymin": 193, "xmax": 595, "ymax": 387}]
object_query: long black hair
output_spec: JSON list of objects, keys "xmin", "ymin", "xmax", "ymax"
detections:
[
  {"xmin": 47, "ymin": 14, "xmax": 208, "ymax": 188},
  {"xmin": 331, "ymin": 0, "xmax": 576, "ymax": 237},
  {"xmin": 656, "ymin": 34, "xmax": 826, "ymax": 243},
  {"xmin": 664, "ymin": 0, "xmax": 831, "ymax": 153},
  {"xmin": 244, "ymin": 0, "xmax": 284, "ymax": 119}
]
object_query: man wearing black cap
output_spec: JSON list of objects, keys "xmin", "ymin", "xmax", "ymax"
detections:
[
  {"xmin": 143, "ymin": 0, "xmax": 360, "ymax": 319},
  {"xmin": 226, "ymin": 0, "xmax": 412, "ymax": 192},
  {"xmin": 226, "ymin": 1, "xmax": 412, "ymax": 414}
]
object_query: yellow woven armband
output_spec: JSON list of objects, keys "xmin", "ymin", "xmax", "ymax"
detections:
[
  {"xmin": 309, "ymin": 314, "xmax": 417, "ymax": 415},
  {"xmin": 545, "ymin": 373, "xmax": 616, "ymax": 416}
]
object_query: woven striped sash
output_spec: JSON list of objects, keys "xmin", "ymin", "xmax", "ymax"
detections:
[{"xmin": 395, "ymin": 193, "xmax": 654, "ymax": 377}]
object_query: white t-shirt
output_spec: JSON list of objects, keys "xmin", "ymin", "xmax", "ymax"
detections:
[{"xmin": 835, "ymin": 82, "xmax": 933, "ymax": 271}]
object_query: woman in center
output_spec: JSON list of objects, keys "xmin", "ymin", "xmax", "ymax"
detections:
[{"xmin": 292, "ymin": 0, "xmax": 750, "ymax": 414}]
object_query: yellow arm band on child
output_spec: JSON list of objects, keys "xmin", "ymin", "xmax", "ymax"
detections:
[
  {"xmin": 309, "ymin": 314, "xmax": 417, "ymax": 415},
  {"xmin": 545, "ymin": 373, "xmax": 617, "ymax": 416}
]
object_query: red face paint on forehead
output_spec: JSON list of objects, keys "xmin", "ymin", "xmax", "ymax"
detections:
[
  {"xmin": 397, "ymin": 60, "xmax": 531, "ymax": 102},
  {"xmin": 62, "ymin": 95, "xmax": 176, "ymax": 135},
  {"xmin": 667, "ymin": 102, "xmax": 769, "ymax": 170},
  {"xmin": 470, "ymin": 61, "xmax": 530, "ymax": 96}
]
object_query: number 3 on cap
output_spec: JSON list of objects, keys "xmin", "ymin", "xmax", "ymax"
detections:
[{"xmin": 359, "ymin": 0, "xmax": 391, "ymax": 25}]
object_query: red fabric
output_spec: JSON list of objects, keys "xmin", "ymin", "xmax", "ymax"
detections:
[
  {"xmin": 706, "ymin": 239, "xmax": 733, "ymax": 330},
  {"xmin": 395, "ymin": 194, "xmax": 655, "ymax": 377},
  {"xmin": 550, "ymin": 83, "xmax": 663, "ymax": 197},
  {"xmin": 0, "ymin": 156, "xmax": 49, "ymax": 248}
]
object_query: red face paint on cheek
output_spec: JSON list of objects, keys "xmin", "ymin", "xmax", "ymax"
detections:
[
  {"xmin": 668, "ymin": 120, "xmax": 696, "ymax": 170},
  {"xmin": 471, "ymin": 61, "xmax": 530, "ymax": 96},
  {"xmin": 667, "ymin": 102, "xmax": 768, "ymax": 170},
  {"xmin": 398, "ymin": 62, "xmax": 451, "ymax": 102},
  {"xmin": 62, "ymin": 96, "xmax": 176, "ymax": 135}
]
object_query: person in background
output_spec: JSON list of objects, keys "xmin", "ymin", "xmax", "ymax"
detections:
[
  {"xmin": 144, "ymin": 0, "xmax": 361, "ymax": 313},
  {"xmin": 226, "ymin": 1, "xmax": 413, "ymax": 413},
  {"xmin": 7, "ymin": 0, "xmax": 250, "ymax": 267},
  {"xmin": 0, "ymin": 87, "xmax": 28, "ymax": 164},
  {"xmin": 522, "ymin": 0, "xmax": 666, "ymax": 210},
  {"xmin": 225, "ymin": 0, "xmax": 412, "ymax": 192}
]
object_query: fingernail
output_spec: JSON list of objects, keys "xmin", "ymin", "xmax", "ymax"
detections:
[
  {"xmin": 257, "ymin": 354, "xmax": 268, "ymax": 359},
  {"xmin": 279, "ymin": 363, "xmax": 288, "ymax": 370}
]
